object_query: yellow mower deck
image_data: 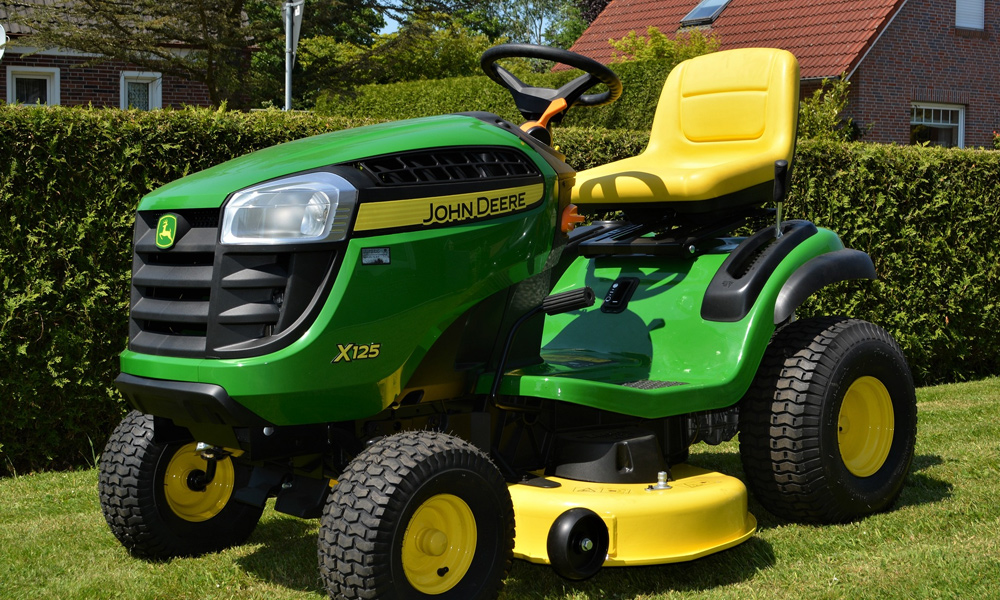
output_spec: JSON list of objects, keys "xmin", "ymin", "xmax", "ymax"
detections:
[{"xmin": 509, "ymin": 464, "xmax": 756, "ymax": 566}]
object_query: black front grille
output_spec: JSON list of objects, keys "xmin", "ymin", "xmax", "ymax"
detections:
[
  {"xmin": 129, "ymin": 209, "xmax": 337, "ymax": 358},
  {"xmin": 355, "ymin": 147, "xmax": 539, "ymax": 185},
  {"xmin": 130, "ymin": 210, "xmax": 218, "ymax": 356}
]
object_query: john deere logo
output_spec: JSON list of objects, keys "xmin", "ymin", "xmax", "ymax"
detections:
[{"xmin": 156, "ymin": 214, "xmax": 178, "ymax": 249}]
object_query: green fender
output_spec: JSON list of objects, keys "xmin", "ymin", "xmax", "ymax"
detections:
[{"xmin": 491, "ymin": 221, "xmax": 863, "ymax": 418}]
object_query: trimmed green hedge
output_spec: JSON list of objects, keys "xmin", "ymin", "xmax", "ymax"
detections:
[
  {"xmin": 315, "ymin": 59, "xmax": 676, "ymax": 132},
  {"xmin": 0, "ymin": 106, "xmax": 375, "ymax": 475},
  {"xmin": 788, "ymin": 141, "xmax": 1000, "ymax": 385},
  {"xmin": 2, "ymin": 106, "xmax": 998, "ymax": 475}
]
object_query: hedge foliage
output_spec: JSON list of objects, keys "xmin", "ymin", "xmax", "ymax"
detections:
[
  {"xmin": 315, "ymin": 59, "xmax": 866, "ymax": 143},
  {"xmin": 2, "ymin": 106, "xmax": 999, "ymax": 475},
  {"xmin": 788, "ymin": 141, "xmax": 1000, "ymax": 386},
  {"xmin": 315, "ymin": 58, "xmax": 678, "ymax": 132},
  {"xmin": 0, "ymin": 106, "xmax": 375, "ymax": 475}
]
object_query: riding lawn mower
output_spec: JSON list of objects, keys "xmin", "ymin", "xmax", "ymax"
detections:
[{"xmin": 98, "ymin": 44, "xmax": 917, "ymax": 599}]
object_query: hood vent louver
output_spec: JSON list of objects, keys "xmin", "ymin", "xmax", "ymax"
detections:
[{"xmin": 354, "ymin": 147, "xmax": 539, "ymax": 186}]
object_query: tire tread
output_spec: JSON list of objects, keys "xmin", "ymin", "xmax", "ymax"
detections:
[
  {"xmin": 739, "ymin": 317, "xmax": 916, "ymax": 524},
  {"xmin": 98, "ymin": 410, "xmax": 262, "ymax": 559},
  {"xmin": 318, "ymin": 431, "xmax": 513, "ymax": 600}
]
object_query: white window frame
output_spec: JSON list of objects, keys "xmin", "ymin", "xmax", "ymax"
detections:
[
  {"xmin": 6, "ymin": 66, "xmax": 60, "ymax": 105},
  {"xmin": 120, "ymin": 71, "xmax": 163, "ymax": 110},
  {"xmin": 956, "ymin": 0, "xmax": 985, "ymax": 29},
  {"xmin": 910, "ymin": 102, "xmax": 965, "ymax": 148}
]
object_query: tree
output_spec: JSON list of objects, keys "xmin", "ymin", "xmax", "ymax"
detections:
[
  {"xmin": 609, "ymin": 26, "xmax": 720, "ymax": 63},
  {"xmin": 798, "ymin": 75, "xmax": 859, "ymax": 142},
  {"xmin": 448, "ymin": 0, "xmax": 585, "ymax": 47},
  {"xmin": 574, "ymin": 0, "xmax": 609, "ymax": 24},
  {"xmin": 246, "ymin": 0, "xmax": 385, "ymax": 108},
  {"xmin": 13, "ymin": 0, "xmax": 273, "ymax": 108},
  {"xmin": 545, "ymin": 2, "xmax": 588, "ymax": 49},
  {"xmin": 298, "ymin": 12, "xmax": 493, "ymax": 93}
]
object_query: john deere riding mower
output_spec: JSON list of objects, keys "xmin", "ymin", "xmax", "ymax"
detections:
[{"xmin": 99, "ymin": 45, "xmax": 917, "ymax": 599}]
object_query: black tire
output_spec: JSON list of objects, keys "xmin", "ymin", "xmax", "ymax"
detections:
[
  {"xmin": 739, "ymin": 317, "xmax": 917, "ymax": 524},
  {"xmin": 318, "ymin": 430, "xmax": 514, "ymax": 600},
  {"xmin": 98, "ymin": 410, "xmax": 263, "ymax": 559}
]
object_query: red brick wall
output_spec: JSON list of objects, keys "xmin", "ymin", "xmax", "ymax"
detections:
[
  {"xmin": 848, "ymin": 0, "xmax": 1000, "ymax": 148},
  {"xmin": 1, "ymin": 51, "xmax": 212, "ymax": 108}
]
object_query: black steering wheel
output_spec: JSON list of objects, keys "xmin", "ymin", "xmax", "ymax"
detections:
[{"xmin": 480, "ymin": 44, "xmax": 623, "ymax": 124}]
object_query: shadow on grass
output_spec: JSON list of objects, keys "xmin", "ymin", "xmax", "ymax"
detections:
[
  {"xmin": 502, "ymin": 536, "xmax": 775, "ymax": 599},
  {"xmin": 896, "ymin": 454, "xmax": 952, "ymax": 510},
  {"xmin": 233, "ymin": 454, "xmax": 946, "ymax": 598},
  {"xmin": 685, "ymin": 450, "xmax": 951, "ymax": 530},
  {"xmin": 746, "ymin": 454, "xmax": 952, "ymax": 530},
  {"xmin": 237, "ymin": 498, "xmax": 773, "ymax": 599},
  {"xmin": 237, "ymin": 515, "xmax": 325, "ymax": 594}
]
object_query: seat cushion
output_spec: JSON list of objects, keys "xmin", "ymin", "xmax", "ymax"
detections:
[{"xmin": 570, "ymin": 149, "xmax": 779, "ymax": 209}]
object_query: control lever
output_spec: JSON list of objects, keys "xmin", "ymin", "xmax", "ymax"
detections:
[{"xmin": 774, "ymin": 160, "xmax": 789, "ymax": 239}]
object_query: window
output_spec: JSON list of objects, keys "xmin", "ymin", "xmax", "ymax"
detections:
[
  {"xmin": 956, "ymin": 0, "xmax": 985, "ymax": 29},
  {"xmin": 681, "ymin": 0, "xmax": 732, "ymax": 26},
  {"xmin": 910, "ymin": 103, "xmax": 964, "ymax": 148},
  {"xmin": 120, "ymin": 71, "xmax": 162, "ymax": 110},
  {"xmin": 6, "ymin": 67, "xmax": 60, "ymax": 105}
]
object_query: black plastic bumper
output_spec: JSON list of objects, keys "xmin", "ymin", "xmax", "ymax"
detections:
[{"xmin": 115, "ymin": 373, "xmax": 271, "ymax": 428}]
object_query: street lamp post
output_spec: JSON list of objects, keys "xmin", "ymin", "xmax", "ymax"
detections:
[{"xmin": 284, "ymin": 0, "xmax": 304, "ymax": 111}]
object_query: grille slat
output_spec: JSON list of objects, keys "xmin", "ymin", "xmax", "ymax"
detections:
[
  {"xmin": 131, "ymin": 331, "xmax": 207, "ymax": 355},
  {"xmin": 217, "ymin": 303, "xmax": 281, "ymax": 324},
  {"xmin": 220, "ymin": 264, "xmax": 288, "ymax": 288},
  {"xmin": 132, "ymin": 298, "xmax": 210, "ymax": 324},
  {"xmin": 134, "ymin": 264, "xmax": 214, "ymax": 288}
]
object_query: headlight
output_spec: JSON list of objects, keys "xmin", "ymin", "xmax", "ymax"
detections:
[{"xmin": 220, "ymin": 172, "xmax": 358, "ymax": 244}]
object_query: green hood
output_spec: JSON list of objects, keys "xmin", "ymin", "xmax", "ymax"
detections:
[{"xmin": 138, "ymin": 115, "xmax": 532, "ymax": 211}]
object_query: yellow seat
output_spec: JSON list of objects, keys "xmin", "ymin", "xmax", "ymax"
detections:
[{"xmin": 571, "ymin": 48, "xmax": 799, "ymax": 213}]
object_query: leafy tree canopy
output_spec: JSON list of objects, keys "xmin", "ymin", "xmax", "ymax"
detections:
[
  {"xmin": 248, "ymin": 0, "xmax": 386, "ymax": 107},
  {"xmin": 297, "ymin": 12, "xmax": 494, "ymax": 98},
  {"xmin": 10, "ymin": 0, "xmax": 599, "ymax": 108},
  {"xmin": 798, "ymin": 75, "xmax": 859, "ymax": 142},
  {"xmin": 13, "ymin": 0, "xmax": 268, "ymax": 108},
  {"xmin": 609, "ymin": 26, "xmax": 721, "ymax": 64},
  {"xmin": 447, "ymin": 0, "xmax": 588, "ymax": 47},
  {"xmin": 11, "ymin": 0, "xmax": 391, "ymax": 108}
]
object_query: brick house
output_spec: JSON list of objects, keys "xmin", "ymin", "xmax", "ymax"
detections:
[
  {"xmin": 569, "ymin": 0, "xmax": 997, "ymax": 148},
  {"xmin": 1, "ymin": 1, "xmax": 211, "ymax": 109}
]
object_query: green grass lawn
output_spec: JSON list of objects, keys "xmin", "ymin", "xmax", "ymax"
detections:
[{"xmin": 2, "ymin": 378, "xmax": 999, "ymax": 600}]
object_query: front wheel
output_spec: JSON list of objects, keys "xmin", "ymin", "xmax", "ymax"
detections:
[
  {"xmin": 98, "ymin": 410, "xmax": 263, "ymax": 559},
  {"xmin": 318, "ymin": 430, "xmax": 514, "ymax": 600},
  {"xmin": 739, "ymin": 317, "xmax": 917, "ymax": 523}
]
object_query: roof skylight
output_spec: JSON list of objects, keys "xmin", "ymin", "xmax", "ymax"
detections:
[{"xmin": 681, "ymin": 0, "xmax": 732, "ymax": 26}]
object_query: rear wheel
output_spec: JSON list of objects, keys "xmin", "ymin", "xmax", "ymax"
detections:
[
  {"xmin": 739, "ymin": 317, "xmax": 917, "ymax": 523},
  {"xmin": 318, "ymin": 430, "xmax": 514, "ymax": 600},
  {"xmin": 98, "ymin": 410, "xmax": 263, "ymax": 558}
]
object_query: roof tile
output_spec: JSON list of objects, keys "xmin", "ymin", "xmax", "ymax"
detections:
[{"xmin": 570, "ymin": 0, "xmax": 905, "ymax": 78}]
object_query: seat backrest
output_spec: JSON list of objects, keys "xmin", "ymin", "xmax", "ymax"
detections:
[
  {"xmin": 649, "ymin": 47, "xmax": 799, "ymax": 166},
  {"xmin": 570, "ymin": 48, "xmax": 799, "ymax": 210}
]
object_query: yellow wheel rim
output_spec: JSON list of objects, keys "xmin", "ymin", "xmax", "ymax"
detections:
[
  {"xmin": 401, "ymin": 494, "xmax": 477, "ymax": 595},
  {"xmin": 163, "ymin": 442, "xmax": 235, "ymax": 522},
  {"xmin": 838, "ymin": 376, "xmax": 895, "ymax": 477}
]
